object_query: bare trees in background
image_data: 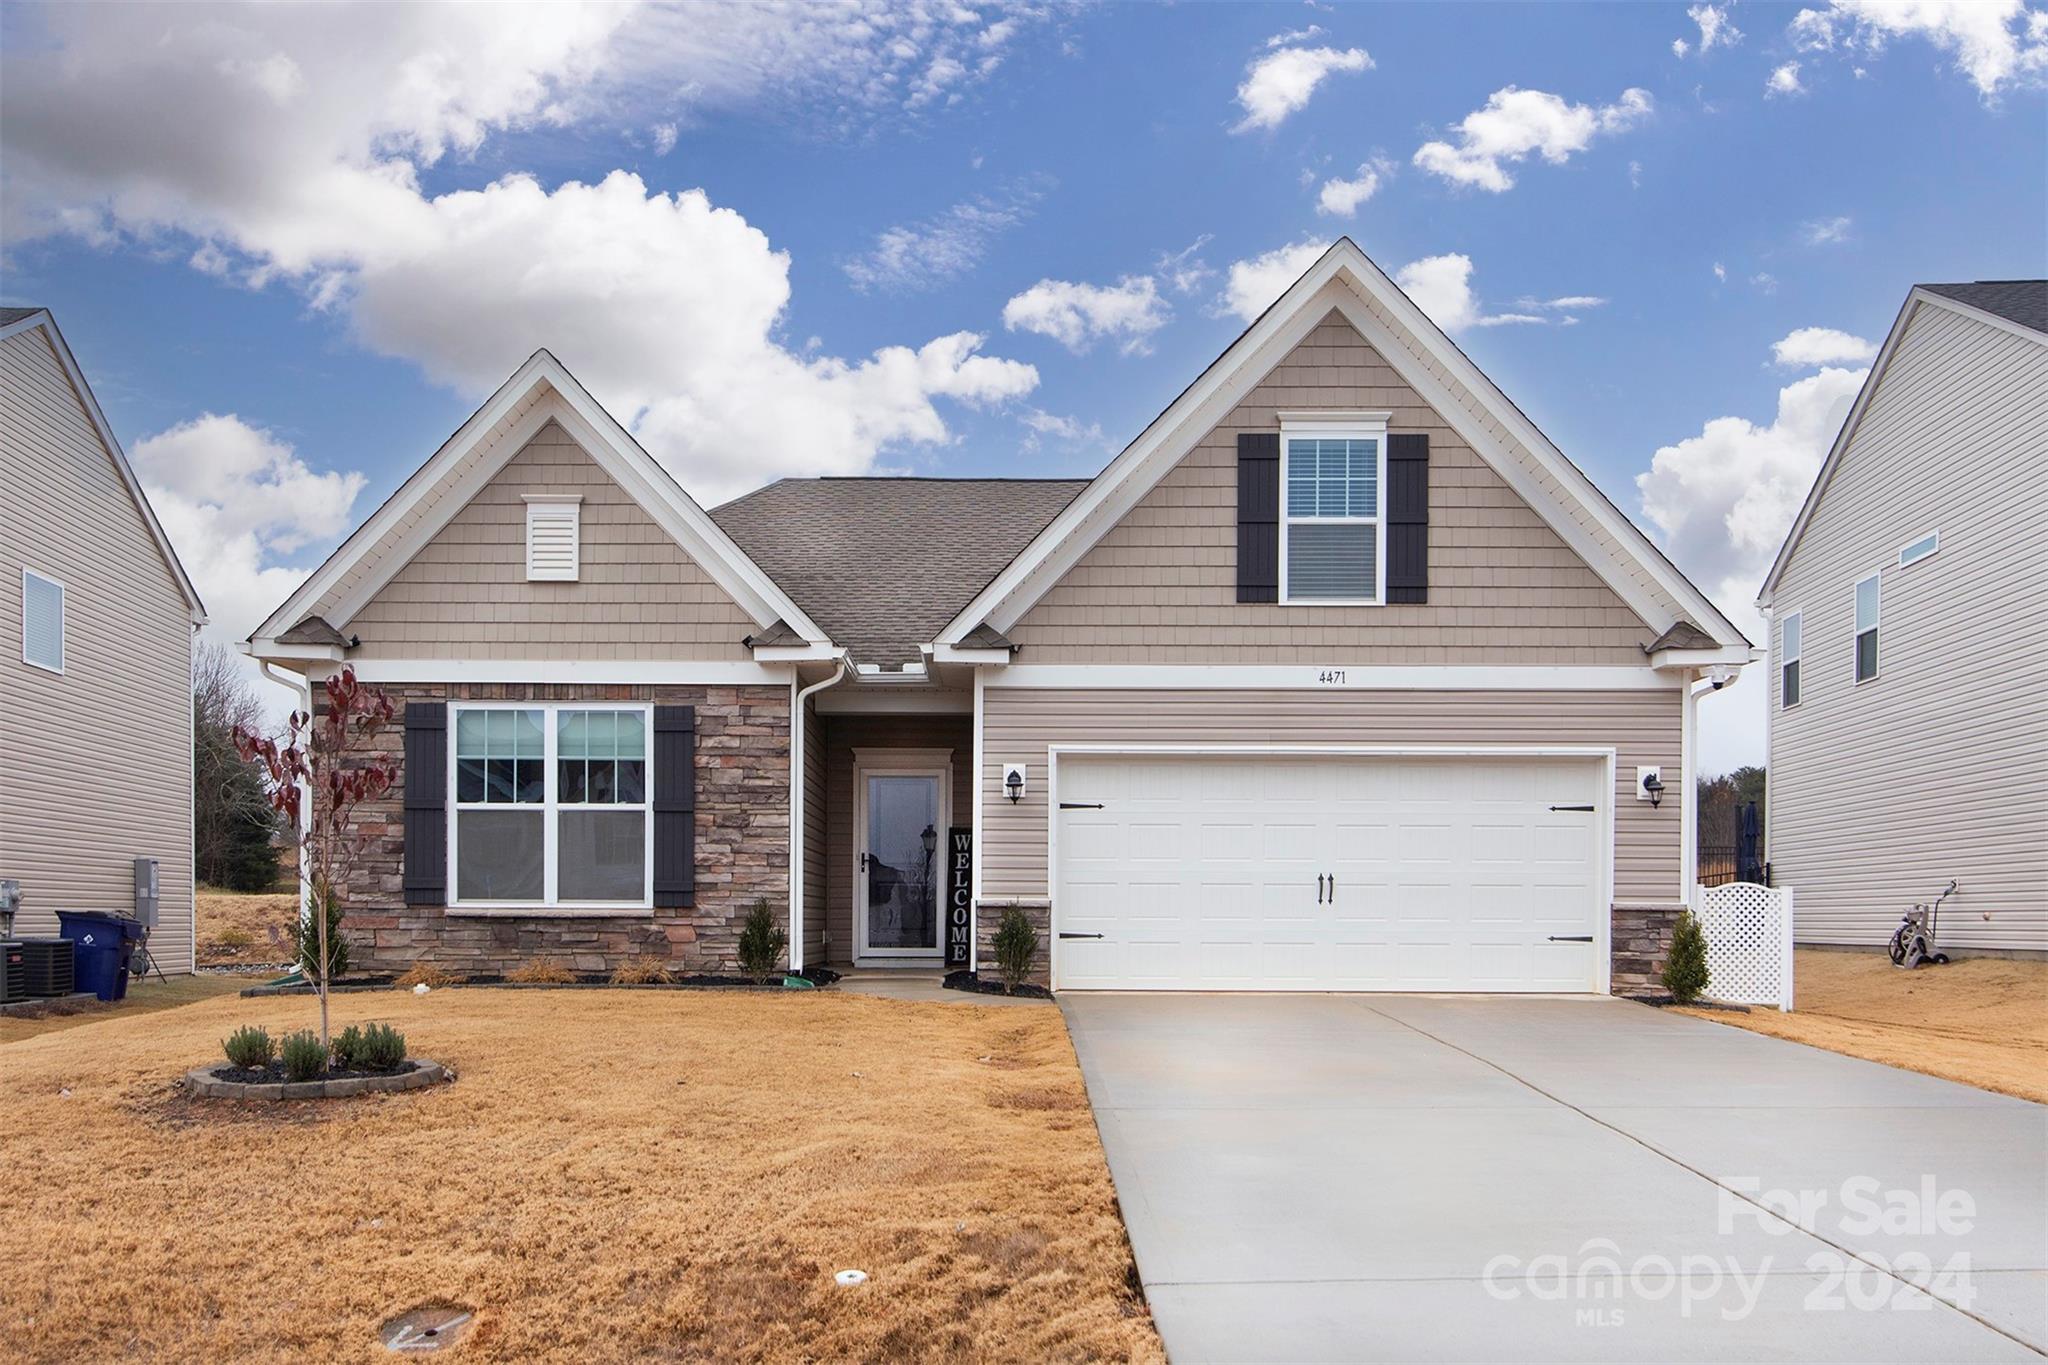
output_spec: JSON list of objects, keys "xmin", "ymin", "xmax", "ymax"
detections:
[{"xmin": 193, "ymin": 639, "xmax": 281, "ymax": 890}]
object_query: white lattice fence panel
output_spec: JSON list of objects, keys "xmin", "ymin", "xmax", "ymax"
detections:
[{"xmin": 1692, "ymin": 882, "xmax": 1794, "ymax": 1011}]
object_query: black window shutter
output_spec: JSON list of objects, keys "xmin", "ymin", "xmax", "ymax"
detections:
[
  {"xmin": 653, "ymin": 705, "xmax": 696, "ymax": 909},
  {"xmin": 1385, "ymin": 433, "xmax": 1430, "ymax": 604},
  {"xmin": 1236, "ymin": 431, "xmax": 1280, "ymax": 603},
  {"xmin": 402, "ymin": 702, "xmax": 447, "ymax": 906}
]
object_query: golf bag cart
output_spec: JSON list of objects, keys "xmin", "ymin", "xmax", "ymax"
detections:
[{"xmin": 1889, "ymin": 879, "xmax": 1959, "ymax": 968}]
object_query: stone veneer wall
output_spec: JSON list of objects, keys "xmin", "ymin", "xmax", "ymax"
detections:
[
  {"xmin": 1611, "ymin": 903, "xmax": 1685, "ymax": 997},
  {"xmin": 324, "ymin": 682, "xmax": 790, "ymax": 976},
  {"xmin": 973, "ymin": 898, "xmax": 1051, "ymax": 987}
]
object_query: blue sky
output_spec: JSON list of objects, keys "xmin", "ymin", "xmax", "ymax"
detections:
[{"xmin": 4, "ymin": 1, "xmax": 2044, "ymax": 768}]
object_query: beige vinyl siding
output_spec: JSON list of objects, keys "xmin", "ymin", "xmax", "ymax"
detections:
[
  {"xmin": 1767, "ymin": 301, "xmax": 2048, "ymax": 952},
  {"xmin": 0, "ymin": 327, "xmax": 196, "ymax": 970},
  {"xmin": 342, "ymin": 420, "xmax": 757, "ymax": 660},
  {"xmin": 1007, "ymin": 313, "xmax": 1657, "ymax": 664},
  {"xmin": 819, "ymin": 713, "xmax": 971, "ymax": 962},
  {"xmin": 980, "ymin": 686, "xmax": 1683, "ymax": 907}
]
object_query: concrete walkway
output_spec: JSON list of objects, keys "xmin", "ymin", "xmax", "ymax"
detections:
[{"xmin": 1062, "ymin": 994, "xmax": 2047, "ymax": 1363}]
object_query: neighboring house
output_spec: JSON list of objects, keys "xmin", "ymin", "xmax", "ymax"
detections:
[
  {"xmin": 1759, "ymin": 280, "xmax": 2048, "ymax": 958},
  {"xmin": 1, "ymin": 307, "xmax": 206, "ymax": 970},
  {"xmin": 245, "ymin": 239, "xmax": 1750, "ymax": 993}
]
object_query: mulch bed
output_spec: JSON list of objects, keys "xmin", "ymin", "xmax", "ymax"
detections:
[
  {"xmin": 943, "ymin": 970, "xmax": 1054, "ymax": 1000},
  {"xmin": 242, "ymin": 967, "xmax": 843, "ymax": 997},
  {"xmin": 212, "ymin": 1060, "xmax": 420, "ymax": 1085}
]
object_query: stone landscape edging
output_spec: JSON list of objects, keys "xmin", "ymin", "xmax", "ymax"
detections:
[{"xmin": 185, "ymin": 1058, "xmax": 448, "ymax": 1100}]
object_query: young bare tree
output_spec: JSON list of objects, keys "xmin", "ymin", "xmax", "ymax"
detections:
[
  {"xmin": 235, "ymin": 667, "xmax": 397, "ymax": 1049},
  {"xmin": 193, "ymin": 640, "xmax": 280, "ymax": 890}
]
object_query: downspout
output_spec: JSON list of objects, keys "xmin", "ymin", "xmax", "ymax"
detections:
[
  {"xmin": 1681, "ymin": 672, "xmax": 1704, "ymax": 903},
  {"xmin": 789, "ymin": 654, "xmax": 851, "ymax": 973},
  {"xmin": 261, "ymin": 660, "xmax": 316, "ymax": 946}
]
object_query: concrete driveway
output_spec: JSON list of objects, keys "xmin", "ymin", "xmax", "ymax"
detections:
[{"xmin": 1062, "ymin": 994, "xmax": 2047, "ymax": 1363}]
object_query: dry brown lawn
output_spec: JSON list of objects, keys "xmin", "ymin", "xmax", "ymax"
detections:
[
  {"xmin": 0, "ymin": 973, "xmax": 247, "ymax": 1045},
  {"xmin": 1679, "ymin": 949, "xmax": 2048, "ymax": 1104},
  {"xmin": 197, "ymin": 888, "xmax": 301, "ymax": 966},
  {"xmin": 0, "ymin": 987, "xmax": 1160, "ymax": 1363}
]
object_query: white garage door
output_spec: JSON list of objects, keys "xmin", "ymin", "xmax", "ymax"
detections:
[{"xmin": 1054, "ymin": 754, "xmax": 1606, "ymax": 992}]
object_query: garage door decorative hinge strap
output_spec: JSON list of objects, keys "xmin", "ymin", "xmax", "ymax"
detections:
[
  {"xmin": 1549, "ymin": 804, "xmax": 1595, "ymax": 812},
  {"xmin": 1548, "ymin": 935, "xmax": 1594, "ymax": 942},
  {"xmin": 1059, "ymin": 932, "xmax": 1105, "ymax": 940},
  {"xmin": 1059, "ymin": 801, "xmax": 1105, "ymax": 809}
]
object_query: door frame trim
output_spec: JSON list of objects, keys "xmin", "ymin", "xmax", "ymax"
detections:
[
  {"xmin": 1046, "ymin": 743, "xmax": 1617, "ymax": 994},
  {"xmin": 852, "ymin": 752, "xmax": 953, "ymax": 961}
]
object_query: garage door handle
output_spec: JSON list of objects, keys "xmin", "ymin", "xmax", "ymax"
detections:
[
  {"xmin": 1316, "ymin": 874, "xmax": 1325, "ymax": 904},
  {"xmin": 1328, "ymin": 874, "xmax": 1336, "ymax": 903},
  {"xmin": 1549, "ymin": 804, "xmax": 1595, "ymax": 812},
  {"xmin": 1547, "ymin": 935, "xmax": 1594, "ymax": 942},
  {"xmin": 1058, "ymin": 932, "xmax": 1104, "ymax": 940}
]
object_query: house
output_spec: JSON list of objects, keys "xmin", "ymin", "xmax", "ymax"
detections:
[
  {"xmin": 1, "ymin": 307, "xmax": 206, "ymax": 971},
  {"xmin": 1759, "ymin": 280, "xmax": 2048, "ymax": 958},
  {"xmin": 244, "ymin": 239, "xmax": 1751, "ymax": 993}
]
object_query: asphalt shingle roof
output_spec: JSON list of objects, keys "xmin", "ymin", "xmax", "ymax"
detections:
[
  {"xmin": 0, "ymin": 306, "xmax": 45, "ymax": 326},
  {"xmin": 1920, "ymin": 280, "xmax": 2046, "ymax": 336},
  {"xmin": 710, "ymin": 477, "xmax": 1089, "ymax": 666}
]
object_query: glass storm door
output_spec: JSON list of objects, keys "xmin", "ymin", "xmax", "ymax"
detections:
[{"xmin": 856, "ymin": 771, "xmax": 944, "ymax": 958}]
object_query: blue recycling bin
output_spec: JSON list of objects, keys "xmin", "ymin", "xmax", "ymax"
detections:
[{"xmin": 57, "ymin": 911, "xmax": 143, "ymax": 1002}]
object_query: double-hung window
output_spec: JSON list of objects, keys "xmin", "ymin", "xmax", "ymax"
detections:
[
  {"xmin": 1281, "ymin": 419, "xmax": 1386, "ymax": 603},
  {"xmin": 21, "ymin": 569, "xmax": 64, "ymax": 673},
  {"xmin": 1853, "ymin": 573, "xmax": 1880, "ymax": 683},
  {"xmin": 451, "ymin": 704, "xmax": 651, "ymax": 907},
  {"xmin": 1780, "ymin": 611, "xmax": 1802, "ymax": 708}
]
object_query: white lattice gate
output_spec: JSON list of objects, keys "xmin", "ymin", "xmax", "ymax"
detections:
[{"xmin": 1690, "ymin": 882, "xmax": 1795, "ymax": 1011}]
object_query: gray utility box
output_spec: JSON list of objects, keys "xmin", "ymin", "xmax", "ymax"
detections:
[{"xmin": 134, "ymin": 858, "xmax": 160, "ymax": 928}]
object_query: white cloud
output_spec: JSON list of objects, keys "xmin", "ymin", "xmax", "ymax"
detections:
[
  {"xmin": 1156, "ymin": 236, "xmax": 1216, "ymax": 294},
  {"xmin": 3, "ymin": 4, "xmax": 1044, "ymax": 508},
  {"xmin": 1413, "ymin": 86, "xmax": 1653, "ymax": 192},
  {"xmin": 1714, "ymin": 261, "xmax": 1729, "ymax": 282},
  {"xmin": 1018, "ymin": 407, "xmax": 1108, "ymax": 452},
  {"xmin": 1266, "ymin": 26, "xmax": 1327, "ymax": 48},
  {"xmin": 1521, "ymin": 294, "xmax": 1608, "ymax": 310},
  {"xmin": 132, "ymin": 413, "xmax": 369, "ymax": 710},
  {"xmin": 1218, "ymin": 238, "xmax": 1331, "ymax": 321},
  {"xmin": 1801, "ymin": 214, "xmax": 1853, "ymax": 244},
  {"xmin": 841, "ymin": 178, "xmax": 1047, "ymax": 293},
  {"xmin": 650, "ymin": 122, "xmax": 678, "ymax": 156},
  {"xmin": 1315, "ymin": 157, "xmax": 1391, "ymax": 217},
  {"xmin": 1789, "ymin": 0, "xmax": 2048, "ymax": 97},
  {"xmin": 1232, "ymin": 42, "xmax": 1373, "ymax": 132},
  {"xmin": 1772, "ymin": 326, "xmax": 1877, "ymax": 366},
  {"xmin": 1002, "ymin": 275, "xmax": 1170, "ymax": 355},
  {"xmin": 1677, "ymin": 4, "xmax": 1744, "ymax": 57},
  {"xmin": 1637, "ymin": 359, "xmax": 1866, "ymax": 770},
  {"xmin": 1767, "ymin": 60, "xmax": 1808, "ymax": 95},
  {"xmin": 1394, "ymin": 254, "xmax": 1555, "ymax": 333},
  {"xmin": 1752, "ymin": 271, "xmax": 1780, "ymax": 293}
]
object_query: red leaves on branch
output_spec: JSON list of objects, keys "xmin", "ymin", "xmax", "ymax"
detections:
[{"xmin": 232, "ymin": 665, "xmax": 398, "ymax": 836}]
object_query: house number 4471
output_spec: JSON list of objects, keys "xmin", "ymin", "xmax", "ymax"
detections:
[{"xmin": 1317, "ymin": 669, "xmax": 1347, "ymax": 685}]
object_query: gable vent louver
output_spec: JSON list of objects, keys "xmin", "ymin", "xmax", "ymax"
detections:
[{"xmin": 523, "ymin": 495, "xmax": 582, "ymax": 582}]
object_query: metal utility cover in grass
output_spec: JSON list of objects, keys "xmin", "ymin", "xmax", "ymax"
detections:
[{"xmin": 380, "ymin": 1303, "xmax": 474, "ymax": 1352}]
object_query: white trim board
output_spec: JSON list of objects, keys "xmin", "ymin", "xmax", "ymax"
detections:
[
  {"xmin": 250, "ymin": 349, "xmax": 830, "ymax": 647},
  {"xmin": 1044, "ymin": 742, "xmax": 1617, "ymax": 996},
  {"xmin": 985, "ymin": 664, "xmax": 1682, "ymax": 690},
  {"xmin": 0, "ymin": 310, "xmax": 206, "ymax": 622},
  {"xmin": 324, "ymin": 660, "xmax": 796, "ymax": 686},
  {"xmin": 1759, "ymin": 287, "xmax": 2048, "ymax": 606},
  {"xmin": 933, "ymin": 239, "xmax": 1745, "ymax": 652}
]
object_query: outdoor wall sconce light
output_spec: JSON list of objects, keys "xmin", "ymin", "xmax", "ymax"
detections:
[
  {"xmin": 921, "ymin": 824, "xmax": 938, "ymax": 857},
  {"xmin": 1003, "ymin": 763, "xmax": 1027, "ymax": 804},
  {"xmin": 1638, "ymin": 767, "xmax": 1665, "ymax": 809}
]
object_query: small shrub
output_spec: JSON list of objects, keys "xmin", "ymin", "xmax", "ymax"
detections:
[
  {"xmin": 355, "ymin": 1022, "xmax": 408, "ymax": 1072},
  {"xmin": 222, "ymin": 1024, "xmax": 274, "ymax": 1069},
  {"xmin": 507, "ymin": 956, "xmax": 575, "ymax": 984},
  {"xmin": 1663, "ymin": 909, "xmax": 1712, "ymax": 1004},
  {"xmin": 736, "ymin": 899, "xmax": 787, "ymax": 982},
  {"xmin": 331, "ymin": 1023, "xmax": 366, "ymax": 1069},
  {"xmin": 993, "ymin": 908, "xmax": 1040, "ymax": 993},
  {"xmin": 610, "ymin": 955, "xmax": 672, "ymax": 985},
  {"xmin": 395, "ymin": 961, "xmax": 458, "ymax": 989},
  {"xmin": 213, "ymin": 927, "xmax": 255, "ymax": 951},
  {"xmin": 289, "ymin": 886, "xmax": 349, "ymax": 980},
  {"xmin": 279, "ymin": 1029, "xmax": 328, "ymax": 1082}
]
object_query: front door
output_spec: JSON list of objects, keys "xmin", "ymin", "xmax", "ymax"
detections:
[{"xmin": 855, "ymin": 768, "xmax": 946, "ymax": 959}]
